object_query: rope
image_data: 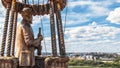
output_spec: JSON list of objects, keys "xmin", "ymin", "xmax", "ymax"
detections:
[
  {"xmin": 39, "ymin": 0, "xmax": 48, "ymax": 55},
  {"xmin": 6, "ymin": 1, "xmax": 16, "ymax": 57},
  {"xmin": 11, "ymin": 12, "xmax": 18, "ymax": 56},
  {"xmin": 38, "ymin": 0, "xmax": 39, "ymax": 4},
  {"xmin": 47, "ymin": 0, "xmax": 49, "ymax": 3},
  {"xmin": 37, "ymin": 0, "xmax": 39, "ymax": 15},
  {"xmin": 40, "ymin": 16, "xmax": 47, "ymax": 55},
  {"xmin": 0, "ymin": 3, "xmax": 11, "ymax": 56},
  {"xmin": 42, "ymin": 0, "xmax": 44, "ymax": 4},
  {"xmin": 55, "ymin": 3, "xmax": 66, "ymax": 56},
  {"xmin": 64, "ymin": 0, "xmax": 68, "ymax": 33},
  {"xmin": 32, "ymin": 0, "xmax": 34, "ymax": 4},
  {"xmin": 27, "ymin": 0, "xmax": 29, "ymax": 4},
  {"xmin": 49, "ymin": 1, "xmax": 57, "ymax": 57}
]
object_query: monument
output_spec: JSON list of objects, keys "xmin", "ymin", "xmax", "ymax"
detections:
[{"xmin": 0, "ymin": 0, "xmax": 69, "ymax": 68}]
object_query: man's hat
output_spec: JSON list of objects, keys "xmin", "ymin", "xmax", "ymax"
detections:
[{"xmin": 21, "ymin": 7, "xmax": 32, "ymax": 15}]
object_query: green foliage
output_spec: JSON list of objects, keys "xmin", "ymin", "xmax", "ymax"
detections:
[
  {"xmin": 68, "ymin": 59, "xmax": 82, "ymax": 65},
  {"xmin": 69, "ymin": 59, "xmax": 120, "ymax": 67}
]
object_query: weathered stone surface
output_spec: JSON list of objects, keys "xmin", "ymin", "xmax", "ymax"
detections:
[
  {"xmin": 35, "ymin": 56, "xmax": 69, "ymax": 68},
  {"xmin": 35, "ymin": 56, "xmax": 46, "ymax": 68},
  {"xmin": 0, "ymin": 57, "xmax": 18, "ymax": 68},
  {"xmin": 44, "ymin": 56, "xmax": 69, "ymax": 68}
]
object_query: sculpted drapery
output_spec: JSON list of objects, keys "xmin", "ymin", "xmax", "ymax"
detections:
[{"xmin": 16, "ymin": 8, "xmax": 43, "ymax": 66}]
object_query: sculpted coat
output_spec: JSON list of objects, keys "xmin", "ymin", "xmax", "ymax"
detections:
[{"xmin": 16, "ymin": 20, "xmax": 42, "ymax": 66}]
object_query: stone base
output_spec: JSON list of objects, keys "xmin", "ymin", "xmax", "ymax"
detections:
[
  {"xmin": 0, "ymin": 56, "xmax": 69, "ymax": 68},
  {"xmin": 35, "ymin": 56, "xmax": 69, "ymax": 68},
  {"xmin": 0, "ymin": 57, "xmax": 18, "ymax": 68},
  {"xmin": 44, "ymin": 56, "xmax": 69, "ymax": 68},
  {"xmin": 35, "ymin": 56, "xmax": 46, "ymax": 68}
]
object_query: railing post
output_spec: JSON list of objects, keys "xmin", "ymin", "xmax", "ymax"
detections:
[
  {"xmin": 0, "ymin": 3, "xmax": 11, "ymax": 56},
  {"xmin": 55, "ymin": 2, "xmax": 66, "ymax": 56},
  {"xmin": 6, "ymin": 0, "xmax": 16, "ymax": 57},
  {"xmin": 50, "ymin": 1, "xmax": 57, "ymax": 57},
  {"xmin": 11, "ymin": 12, "xmax": 18, "ymax": 56}
]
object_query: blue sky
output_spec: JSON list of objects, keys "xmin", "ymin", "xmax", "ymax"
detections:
[{"xmin": 0, "ymin": 0, "xmax": 120, "ymax": 53}]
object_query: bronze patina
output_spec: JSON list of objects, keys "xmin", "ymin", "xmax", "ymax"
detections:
[
  {"xmin": 0, "ymin": 0, "xmax": 69, "ymax": 68},
  {"xmin": 16, "ymin": 7, "xmax": 43, "ymax": 67}
]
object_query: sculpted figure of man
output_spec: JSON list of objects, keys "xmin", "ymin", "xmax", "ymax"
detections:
[{"xmin": 16, "ymin": 7, "xmax": 43, "ymax": 68}]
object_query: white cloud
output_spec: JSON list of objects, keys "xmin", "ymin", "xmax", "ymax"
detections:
[
  {"xmin": 89, "ymin": 5, "xmax": 109, "ymax": 16},
  {"xmin": 65, "ymin": 0, "xmax": 112, "ymax": 25},
  {"xmin": 69, "ymin": 0, "xmax": 114, "ymax": 7},
  {"xmin": 116, "ymin": 0, "xmax": 120, "ymax": 2},
  {"xmin": 0, "ymin": 0, "xmax": 6, "ymax": 16},
  {"xmin": 0, "ymin": 0, "xmax": 120, "ymax": 53},
  {"xmin": 63, "ymin": 12, "xmax": 90, "ymax": 25},
  {"xmin": 107, "ymin": 7, "xmax": 120, "ymax": 24},
  {"xmin": 65, "ymin": 22, "xmax": 120, "ymax": 52},
  {"xmin": 66, "ymin": 22, "xmax": 120, "ymax": 41},
  {"xmin": 68, "ymin": 0, "xmax": 112, "ymax": 11},
  {"xmin": 0, "ymin": 1, "xmax": 5, "ymax": 44}
]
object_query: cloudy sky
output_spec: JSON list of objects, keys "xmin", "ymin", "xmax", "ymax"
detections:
[{"xmin": 0, "ymin": 0, "xmax": 120, "ymax": 53}]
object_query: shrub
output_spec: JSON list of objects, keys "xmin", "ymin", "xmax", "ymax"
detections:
[{"xmin": 68, "ymin": 59, "xmax": 120, "ymax": 67}]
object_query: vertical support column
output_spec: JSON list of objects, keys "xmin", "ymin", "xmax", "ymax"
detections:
[
  {"xmin": 6, "ymin": 0, "xmax": 16, "ymax": 57},
  {"xmin": 0, "ymin": 3, "xmax": 11, "ymax": 56},
  {"xmin": 49, "ymin": 1, "xmax": 57, "ymax": 56},
  {"xmin": 11, "ymin": 12, "xmax": 18, "ymax": 56},
  {"xmin": 55, "ymin": 3, "xmax": 66, "ymax": 56}
]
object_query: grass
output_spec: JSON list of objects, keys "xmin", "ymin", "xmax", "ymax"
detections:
[{"xmin": 68, "ymin": 66, "xmax": 113, "ymax": 68}]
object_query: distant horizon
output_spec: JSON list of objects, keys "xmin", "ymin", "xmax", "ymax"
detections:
[{"xmin": 41, "ymin": 51, "xmax": 120, "ymax": 53}]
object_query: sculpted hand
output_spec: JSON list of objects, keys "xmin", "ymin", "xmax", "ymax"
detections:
[{"xmin": 38, "ymin": 34, "xmax": 43, "ymax": 41}]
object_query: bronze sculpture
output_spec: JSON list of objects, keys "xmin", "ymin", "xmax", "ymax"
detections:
[
  {"xmin": 0, "ymin": 0, "xmax": 69, "ymax": 68},
  {"xmin": 16, "ymin": 7, "xmax": 43, "ymax": 68}
]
